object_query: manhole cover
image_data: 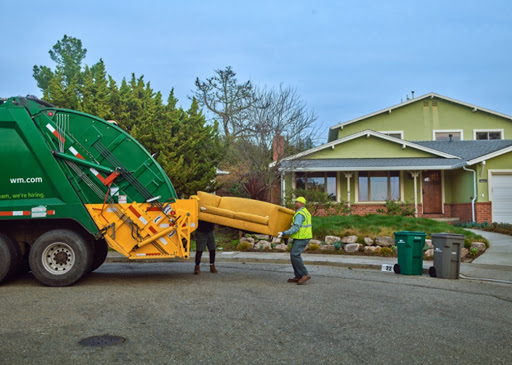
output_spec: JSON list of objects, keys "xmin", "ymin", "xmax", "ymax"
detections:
[{"xmin": 79, "ymin": 335, "xmax": 125, "ymax": 347}]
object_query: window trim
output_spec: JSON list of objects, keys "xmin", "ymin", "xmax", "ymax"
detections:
[
  {"xmin": 473, "ymin": 129, "xmax": 504, "ymax": 140},
  {"xmin": 379, "ymin": 130, "xmax": 404, "ymax": 139},
  {"xmin": 433, "ymin": 129, "xmax": 464, "ymax": 141}
]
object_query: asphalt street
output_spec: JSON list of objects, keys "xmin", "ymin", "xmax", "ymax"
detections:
[{"xmin": 1, "ymin": 262, "xmax": 511, "ymax": 364}]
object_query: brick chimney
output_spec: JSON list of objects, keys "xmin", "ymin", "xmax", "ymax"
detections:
[{"xmin": 273, "ymin": 134, "xmax": 285, "ymax": 161}]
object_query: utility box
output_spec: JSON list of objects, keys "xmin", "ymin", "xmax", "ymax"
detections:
[
  {"xmin": 393, "ymin": 231, "xmax": 426, "ymax": 276},
  {"xmin": 429, "ymin": 233, "xmax": 464, "ymax": 279}
]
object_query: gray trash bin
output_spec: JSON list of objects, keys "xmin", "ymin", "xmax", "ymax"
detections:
[{"xmin": 429, "ymin": 233, "xmax": 465, "ymax": 279}]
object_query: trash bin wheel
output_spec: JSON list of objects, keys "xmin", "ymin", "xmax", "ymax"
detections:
[
  {"xmin": 429, "ymin": 266, "xmax": 437, "ymax": 277},
  {"xmin": 393, "ymin": 264, "xmax": 400, "ymax": 274}
]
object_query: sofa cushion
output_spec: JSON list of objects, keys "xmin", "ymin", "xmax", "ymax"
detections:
[
  {"xmin": 200, "ymin": 205, "xmax": 234, "ymax": 219},
  {"xmin": 219, "ymin": 197, "xmax": 275, "ymax": 216},
  {"xmin": 233, "ymin": 212, "xmax": 269, "ymax": 225},
  {"xmin": 197, "ymin": 191, "xmax": 222, "ymax": 208}
]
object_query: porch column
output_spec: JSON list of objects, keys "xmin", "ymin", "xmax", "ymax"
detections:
[
  {"xmin": 410, "ymin": 171, "xmax": 420, "ymax": 218},
  {"xmin": 336, "ymin": 171, "xmax": 341, "ymax": 203},
  {"xmin": 344, "ymin": 172, "xmax": 353, "ymax": 209},
  {"xmin": 281, "ymin": 172, "xmax": 285, "ymax": 206}
]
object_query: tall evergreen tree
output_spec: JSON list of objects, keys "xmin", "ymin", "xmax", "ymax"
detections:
[
  {"xmin": 33, "ymin": 36, "xmax": 225, "ymax": 196},
  {"xmin": 34, "ymin": 35, "xmax": 86, "ymax": 91}
]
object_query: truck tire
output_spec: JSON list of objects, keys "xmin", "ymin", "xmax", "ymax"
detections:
[
  {"xmin": 0, "ymin": 233, "xmax": 21, "ymax": 284},
  {"xmin": 90, "ymin": 239, "xmax": 109, "ymax": 272},
  {"xmin": 29, "ymin": 229, "xmax": 93, "ymax": 287}
]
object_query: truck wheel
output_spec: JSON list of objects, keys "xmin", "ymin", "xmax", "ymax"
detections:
[
  {"xmin": 0, "ymin": 233, "xmax": 21, "ymax": 284},
  {"xmin": 29, "ymin": 229, "xmax": 92, "ymax": 287},
  {"xmin": 90, "ymin": 239, "xmax": 109, "ymax": 272}
]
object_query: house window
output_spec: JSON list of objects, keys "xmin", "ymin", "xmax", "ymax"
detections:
[
  {"xmin": 358, "ymin": 171, "xmax": 400, "ymax": 201},
  {"xmin": 380, "ymin": 131, "xmax": 404, "ymax": 139},
  {"xmin": 295, "ymin": 172, "xmax": 337, "ymax": 201},
  {"xmin": 475, "ymin": 131, "xmax": 502, "ymax": 140},
  {"xmin": 434, "ymin": 131, "xmax": 461, "ymax": 141}
]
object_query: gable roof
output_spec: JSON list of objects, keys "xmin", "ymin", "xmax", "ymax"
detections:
[
  {"xmin": 278, "ymin": 134, "xmax": 512, "ymax": 172},
  {"xmin": 328, "ymin": 92, "xmax": 512, "ymax": 142},
  {"xmin": 279, "ymin": 129, "xmax": 459, "ymax": 163}
]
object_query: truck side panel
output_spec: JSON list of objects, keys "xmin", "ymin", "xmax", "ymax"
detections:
[{"xmin": 0, "ymin": 104, "xmax": 98, "ymax": 234}]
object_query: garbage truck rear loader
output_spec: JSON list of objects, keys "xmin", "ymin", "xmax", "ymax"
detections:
[{"xmin": 0, "ymin": 96, "xmax": 198, "ymax": 286}]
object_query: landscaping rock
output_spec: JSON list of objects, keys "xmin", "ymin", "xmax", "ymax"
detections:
[
  {"xmin": 425, "ymin": 239, "xmax": 433, "ymax": 249},
  {"xmin": 239, "ymin": 237, "xmax": 255, "ymax": 247},
  {"xmin": 325, "ymin": 236, "xmax": 341, "ymax": 245},
  {"xmin": 271, "ymin": 237, "xmax": 282, "ymax": 244},
  {"xmin": 364, "ymin": 237, "xmax": 374, "ymax": 246},
  {"xmin": 342, "ymin": 235, "xmax": 358, "ymax": 244},
  {"xmin": 273, "ymin": 244, "xmax": 288, "ymax": 251},
  {"xmin": 345, "ymin": 243, "xmax": 362, "ymax": 253},
  {"xmin": 364, "ymin": 246, "xmax": 381, "ymax": 253},
  {"xmin": 254, "ymin": 234, "xmax": 270, "ymax": 240},
  {"xmin": 254, "ymin": 240, "xmax": 271, "ymax": 250},
  {"xmin": 424, "ymin": 249, "xmax": 434, "ymax": 257},
  {"xmin": 319, "ymin": 244, "xmax": 336, "ymax": 251},
  {"xmin": 461, "ymin": 248, "xmax": 469, "ymax": 258},
  {"xmin": 309, "ymin": 239, "xmax": 322, "ymax": 246},
  {"xmin": 471, "ymin": 242, "xmax": 486, "ymax": 252},
  {"xmin": 376, "ymin": 236, "xmax": 394, "ymax": 247}
]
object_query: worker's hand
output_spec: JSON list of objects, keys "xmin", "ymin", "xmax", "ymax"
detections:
[{"xmin": 277, "ymin": 232, "xmax": 283, "ymax": 239}]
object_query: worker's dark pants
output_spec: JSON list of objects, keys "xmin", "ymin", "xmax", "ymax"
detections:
[
  {"xmin": 290, "ymin": 239, "xmax": 310, "ymax": 278},
  {"xmin": 195, "ymin": 230, "xmax": 216, "ymax": 265}
]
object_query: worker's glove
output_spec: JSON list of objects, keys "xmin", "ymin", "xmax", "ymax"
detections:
[{"xmin": 277, "ymin": 232, "xmax": 284, "ymax": 239}]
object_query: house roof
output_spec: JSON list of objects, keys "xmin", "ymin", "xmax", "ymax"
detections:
[
  {"xmin": 279, "ymin": 158, "xmax": 466, "ymax": 172},
  {"xmin": 328, "ymin": 92, "xmax": 512, "ymax": 142},
  {"xmin": 278, "ymin": 129, "xmax": 459, "ymax": 163},
  {"xmin": 278, "ymin": 137, "xmax": 512, "ymax": 172},
  {"xmin": 414, "ymin": 140, "xmax": 512, "ymax": 162}
]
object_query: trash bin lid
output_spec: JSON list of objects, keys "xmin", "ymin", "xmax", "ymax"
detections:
[
  {"xmin": 431, "ymin": 233, "xmax": 465, "ymax": 239},
  {"xmin": 394, "ymin": 231, "xmax": 426, "ymax": 236}
]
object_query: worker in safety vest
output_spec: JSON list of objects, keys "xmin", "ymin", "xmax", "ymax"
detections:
[{"xmin": 278, "ymin": 197, "xmax": 312, "ymax": 285}]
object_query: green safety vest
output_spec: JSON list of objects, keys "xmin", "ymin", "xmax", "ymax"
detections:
[{"xmin": 290, "ymin": 208, "xmax": 312, "ymax": 240}]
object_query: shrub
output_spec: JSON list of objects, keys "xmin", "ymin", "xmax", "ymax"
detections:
[
  {"xmin": 469, "ymin": 247, "xmax": 479, "ymax": 256},
  {"xmin": 380, "ymin": 247, "xmax": 394, "ymax": 257},
  {"xmin": 308, "ymin": 243, "xmax": 320, "ymax": 251},
  {"xmin": 236, "ymin": 241, "xmax": 252, "ymax": 251},
  {"xmin": 285, "ymin": 188, "xmax": 349, "ymax": 216},
  {"xmin": 454, "ymin": 221, "xmax": 490, "ymax": 229},
  {"xmin": 484, "ymin": 222, "xmax": 512, "ymax": 236},
  {"xmin": 377, "ymin": 200, "xmax": 415, "ymax": 217}
]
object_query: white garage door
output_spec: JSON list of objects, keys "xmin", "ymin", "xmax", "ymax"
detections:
[{"xmin": 492, "ymin": 174, "xmax": 512, "ymax": 224}]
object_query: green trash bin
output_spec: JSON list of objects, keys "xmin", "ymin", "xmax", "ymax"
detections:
[{"xmin": 393, "ymin": 231, "xmax": 426, "ymax": 275}]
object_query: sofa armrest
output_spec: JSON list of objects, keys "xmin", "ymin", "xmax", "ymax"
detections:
[{"xmin": 267, "ymin": 206, "xmax": 295, "ymax": 236}]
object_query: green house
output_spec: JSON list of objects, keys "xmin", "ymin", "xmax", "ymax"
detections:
[{"xmin": 278, "ymin": 93, "xmax": 512, "ymax": 223}]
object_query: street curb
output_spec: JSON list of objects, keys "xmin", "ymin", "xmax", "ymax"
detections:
[{"xmin": 105, "ymin": 254, "xmax": 432, "ymax": 274}]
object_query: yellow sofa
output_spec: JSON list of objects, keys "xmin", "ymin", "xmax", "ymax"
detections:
[{"xmin": 195, "ymin": 191, "xmax": 295, "ymax": 237}]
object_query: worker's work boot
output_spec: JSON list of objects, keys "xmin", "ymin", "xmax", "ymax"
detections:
[
  {"xmin": 194, "ymin": 265, "xmax": 200, "ymax": 275},
  {"xmin": 297, "ymin": 275, "xmax": 311, "ymax": 285},
  {"xmin": 210, "ymin": 264, "xmax": 218, "ymax": 274}
]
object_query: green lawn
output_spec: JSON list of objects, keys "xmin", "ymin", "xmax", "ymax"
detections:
[
  {"xmin": 197, "ymin": 214, "xmax": 489, "ymax": 252},
  {"xmin": 312, "ymin": 214, "xmax": 487, "ymax": 246}
]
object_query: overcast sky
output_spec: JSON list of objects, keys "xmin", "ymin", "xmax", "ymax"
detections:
[{"xmin": 1, "ymin": 0, "xmax": 511, "ymax": 142}]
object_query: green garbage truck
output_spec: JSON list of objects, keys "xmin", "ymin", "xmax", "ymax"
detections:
[{"xmin": 0, "ymin": 96, "xmax": 200, "ymax": 286}]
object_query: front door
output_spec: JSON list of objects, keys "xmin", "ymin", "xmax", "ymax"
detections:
[{"xmin": 422, "ymin": 170, "xmax": 442, "ymax": 214}]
